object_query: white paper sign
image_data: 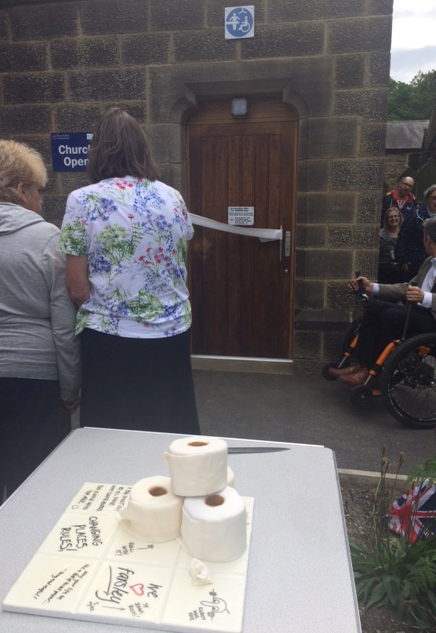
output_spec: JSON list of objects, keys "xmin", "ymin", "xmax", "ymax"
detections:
[{"xmin": 228, "ymin": 206, "xmax": 254, "ymax": 226}]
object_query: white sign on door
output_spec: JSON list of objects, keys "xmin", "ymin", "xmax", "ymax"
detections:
[{"xmin": 228, "ymin": 206, "xmax": 254, "ymax": 226}]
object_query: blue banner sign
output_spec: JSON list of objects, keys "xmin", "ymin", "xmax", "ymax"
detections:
[{"xmin": 51, "ymin": 132, "xmax": 93, "ymax": 172}]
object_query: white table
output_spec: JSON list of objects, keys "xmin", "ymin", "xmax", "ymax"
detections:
[{"xmin": 0, "ymin": 428, "xmax": 361, "ymax": 632}]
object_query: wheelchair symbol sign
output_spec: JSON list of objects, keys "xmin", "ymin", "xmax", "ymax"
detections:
[{"xmin": 225, "ymin": 6, "xmax": 254, "ymax": 39}]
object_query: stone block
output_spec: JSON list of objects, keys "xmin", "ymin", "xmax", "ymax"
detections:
[
  {"xmin": 335, "ymin": 55, "xmax": 365, "ymax": 89},
  {"xmin": 323, "ymin": 329, "xmax": 350, "ymax": 362},
  {"xmin": 42, "ymin": 195, "xmax": 68, "ymax": 228},
  {"xmin": 294, "ymin": 278, "xmax": 326, "ymax": 310},
  {"xmin": 307, "ymin": 117, "xmax": 358, "ymax": 158},
  {"xmin": 328, "ymin": 17, "xmax": 392, "ymax": 54},
  {"xmin": 241, "ymin": 23, "xmax": 324, "ymax": 59},
  {"xmin": 293, "ymin": 330, "xmax": 322, "ymax": 360},
  {"xmin": 334, "ymin": 88, "xmax": 388, "ymax": 121},
  {"xmin": 298, "ymin": 160, "xmax": 330, "ymax": 192},
  {"xmin": 68, "ymin": 69, "xmax": 145, "ymax": 101},
  {"xmin": 208, "ymin": 2, "xmax": 265, "ymax": 27},
  {"xmin": 327, "ymin": 281, "xmax": 357, "ymax": 311},
  {"xmin": 357, "ymin": 191, "xmax": 382, "ymax": 224},
  {"xmin": 355, "ymin": 250, "xmax": 378, "ymax": 279},
  {"xmin": 150, "ymin": 0, "xmax": 205, "ymax": 31},
  {"xmin": 295, "ymin": 225, "xmax": 327, "ymax": 248},
  {"xmin": 51, "ymin": 37, "xmax": 120, "ymax": 70},
  {"xmin": 55, "ymin": 104, "xmax": 103, "ymax": 132},
  {"xmin": 367, "ymin": 0, "xmax": 393, "ymax": 15},
  {"xmin": 269, "ymin": 0, "xmax": 365, "ymax": 21},
  {"xmin": 121, "ymin": 33, "xmax": 171, "ymax": 66},
  {"xmin": 3, "ymin": 72, "xmax": 65, "ymax": 104},
  {"xmin": 106, "ymin": 102, "xmax": 147, "ymax": 122},
  {"xmin": 146, "ymin": 124, "xmax": 183, "ymax": 164},
  {"xmin": 296, "ymin": 248, "xmax": 353, "ymax": 279},
  {"xmin": 331, "ymin": 159, "xmax": 384, "ymax": 190},
  {"xmin": 174, "ymin": 31, "xmax": 237, "ymax": 63},
  {"xmin": 16, "ymin": 134, "xmax": 51, "ymax": 163},
  {"xmin": 360, "ymin": 123, "xmax": 385, "ymax": 156},
  {"xmin": 159, "ymin": 164, "xmax": 184, "ymax": 194},
  {"xmin": 0, "ymin": 42, "xmax": 48, "ymax": 72},
  {"xmin": 0, "ymin": 105, "xmax": 52, "ymax": 133},
  {"xmin": 297, "ymin": 192, "xmax": 357, "ymax": 224},
  {"xmin": 368, "ymin": 52, "xmax": 391, "ymax": 87},
  {"xmin": 328, "ymin": 225, "xmax": 378, "ymax": 249},
  {"xmin": 0, "ymin": 13, "xmax": 8, "ymax": 40},
  {"xmin": 80, "ymin": 0, "xmax": 148, "ymax": 35},
  {"xmin": 58, "ymin": 173, "xmax": 89, "ymax": 196},
  {"xmin": 11, "ymin": 4, "xmax": 78, "ymax": 40}
]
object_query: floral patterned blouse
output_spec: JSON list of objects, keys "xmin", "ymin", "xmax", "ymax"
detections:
[{"xmin": 59, "ymin": 177, "xmax": 194, "ymax": 338}]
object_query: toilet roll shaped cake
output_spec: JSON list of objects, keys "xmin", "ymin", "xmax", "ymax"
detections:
[
  {"xmin": 164, "ymin": 436, "xmax": 228, "ymax": 497},
  {"xmin": 181, "ymin": 485, "xmax": 247, "ymax": 563},
  {"xmin": 118, "ymin": 475, "xmax": 183, "ymax": 543}
]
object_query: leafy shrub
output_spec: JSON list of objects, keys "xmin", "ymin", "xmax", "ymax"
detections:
[{"xmin": 350, "ymin": 450, "xmax": 436, "ymax": 631}]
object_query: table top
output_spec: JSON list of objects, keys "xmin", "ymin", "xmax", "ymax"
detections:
[{"xmin": 0, "ymin": 428, "xmax": 361, "ymax": 633}]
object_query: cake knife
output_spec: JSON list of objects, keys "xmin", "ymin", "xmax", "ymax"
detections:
[{"xmin": 228, "ymin": 446, "xmax": 289, "ymax": 453}]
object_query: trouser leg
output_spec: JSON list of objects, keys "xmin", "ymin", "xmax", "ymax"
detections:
[{"xmin": 354, "ymin": 300, "xmax": 436, "ymax": 369}]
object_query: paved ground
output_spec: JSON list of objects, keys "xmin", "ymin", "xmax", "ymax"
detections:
[{"xmin": 193, "ymin": 370, "xmax": 436, "ymax": 474}]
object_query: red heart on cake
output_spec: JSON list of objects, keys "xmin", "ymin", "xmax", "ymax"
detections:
[{"xmin": 129, "ymin": 583, "xmax": 145, "ymax": 596}]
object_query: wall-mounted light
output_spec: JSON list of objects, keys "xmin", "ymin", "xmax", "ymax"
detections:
[{"xmin": 231, "ymin": 98, "xmax": 248, "ymax": 118}]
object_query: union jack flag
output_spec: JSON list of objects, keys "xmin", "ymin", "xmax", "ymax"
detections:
[{"xmin": 387, "ymin": 479, "xmax": 436, "ymax": 543}]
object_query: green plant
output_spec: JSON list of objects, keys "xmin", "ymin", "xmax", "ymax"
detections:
[{"xmin": 350, "ymin": 449, "xmax": 436, "ymax": 631}]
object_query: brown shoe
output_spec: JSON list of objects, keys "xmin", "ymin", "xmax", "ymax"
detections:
[
  {"xmin": 338, "ymin": 368, "xmax": 370, "ymax": 387},
  {"xmin": 328, "ymin": 363, "xmax": 361, "ymax": 377}
]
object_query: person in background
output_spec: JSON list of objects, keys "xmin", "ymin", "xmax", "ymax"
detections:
[
  {"xmin": 0, "ymin": 140, "xmax": 81, "ymax": 499},
  {"xmin": 381, "ymin": 175, "xmax": 416, "ymax": 227},
  {"xmin": 329, "ymin": 217, "xmax": 436, "ymax": 387},
  {"xmin": 395, "ymin": 184, "xmax": 436, "ymax": 281},
  {"xmin": 378, "ymin": 207, "xmax": 404, "ymax": 284},
  {"xmin": 59, "ymin": 108, "xmax": 200, "ymax": 435}
]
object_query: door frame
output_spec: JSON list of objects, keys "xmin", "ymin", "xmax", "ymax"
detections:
[{"xmin": 185, "ymin": 95, "xmax": 298, "ymax": 365}]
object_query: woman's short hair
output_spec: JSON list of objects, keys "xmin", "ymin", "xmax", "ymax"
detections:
[
  {"xmin": 383, "ymin": 206, "xmax": 403, "ymax": 230},
  {"xmin": 87, "ymin": 108, "xmax": 160, "ymax": 183},
  {"xmin": 0, "ymin": 140, "xmax": 47, "ymax": 204}
]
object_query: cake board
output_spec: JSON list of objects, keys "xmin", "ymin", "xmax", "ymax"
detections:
[{"xmin": 2, "ymin": 482, "xmax": 254, "ymax": 633}]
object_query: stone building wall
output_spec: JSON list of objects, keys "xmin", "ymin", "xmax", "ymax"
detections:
[{"xmin": 0, "ymin": 0, "xmax": 393, "ymax": 373}]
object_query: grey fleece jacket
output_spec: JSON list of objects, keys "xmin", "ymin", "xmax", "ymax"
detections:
[{"xmin": 0, "ymin": 202, "xmax": 81, "ymax": 401}]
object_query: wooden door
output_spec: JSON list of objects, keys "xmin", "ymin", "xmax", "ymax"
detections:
[{"xmin": 186, "ymin": 97, "xmax": 297, "ymax": 359}]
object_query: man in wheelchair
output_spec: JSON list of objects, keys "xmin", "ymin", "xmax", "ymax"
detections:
[{"xmin": 329, "ymin": 217, "xmax": 436, "ymax": 387}]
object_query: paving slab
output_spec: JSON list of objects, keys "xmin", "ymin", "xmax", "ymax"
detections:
[{"xmin": 193, "ymin": 370, "xmax": 436, "ymax": 475}]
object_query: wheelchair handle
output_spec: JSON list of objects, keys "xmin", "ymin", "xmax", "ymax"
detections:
[
  {"xmin": 355, "ymin": 271, "xmax": 369, "ymax": 304},
  {"xmin": 401, "ymin": 281, "xmax": 418, "ymax": 341}
]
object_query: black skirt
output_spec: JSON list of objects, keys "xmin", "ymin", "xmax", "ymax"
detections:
[{"xmin": 79, "ymin": 328, "xmax": 200, "ymax": 434}]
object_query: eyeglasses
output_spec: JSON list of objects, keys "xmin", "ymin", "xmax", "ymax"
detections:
[
  {"xmin": 428, "ymin": 196, "xmax": 436, "ymax": 200},
  {"xmin": 401, "ymin": 183, "xmax": 413, "ymax": 188}
]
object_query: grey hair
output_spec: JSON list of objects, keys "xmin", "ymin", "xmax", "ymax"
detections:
[
  {"xmin": 423, "ymin": 217, "xmax": 436, "ymax": 243},
  {"xmin": 424, "ymin": 184, "xmax": 436, "ymax": 200}
]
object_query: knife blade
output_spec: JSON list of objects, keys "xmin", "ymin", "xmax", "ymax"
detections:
[{"xmin": 228, "ymin": 446, "xmax": 290, "ymax": 454}]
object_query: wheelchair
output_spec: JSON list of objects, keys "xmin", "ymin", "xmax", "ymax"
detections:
[{"xmin": 322, "ymin": 276, "xmax": 436, "ymax": 430}]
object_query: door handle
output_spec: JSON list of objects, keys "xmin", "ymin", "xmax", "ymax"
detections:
[{"xmin": 284, "ymin": 230, "xmax": 291, "ymax": 257}]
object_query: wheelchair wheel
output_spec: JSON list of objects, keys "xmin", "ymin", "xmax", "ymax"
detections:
[
  {"xmin": 350, "ymin": 384, "xmax": 372, "ymax": 407},
  {"xmin": 380, "ymin": 333, "xmax": 436, "ymax": 429}
]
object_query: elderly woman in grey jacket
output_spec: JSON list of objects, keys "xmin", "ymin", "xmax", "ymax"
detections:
[{"xmin": 0, "ymin": 140, "xmax": 81, "ymax": 499}]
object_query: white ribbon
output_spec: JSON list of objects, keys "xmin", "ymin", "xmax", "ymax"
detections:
[{"xmin": 190, "ymin": 213, "xmax": 282, "ymax": 243}]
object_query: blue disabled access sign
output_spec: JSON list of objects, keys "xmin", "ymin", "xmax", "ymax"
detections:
[
  {"xmin": 225, "ymin": 6, "xmax": 254, "ymax": 39},
  {"xmin": 51, "ymin": 132, "xmax": 93, "ymax": 172}
]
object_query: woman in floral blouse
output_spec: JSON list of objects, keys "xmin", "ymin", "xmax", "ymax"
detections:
[{"xmin": 59, "ymin": 108, "xmax": 200, "ymax": 434}]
